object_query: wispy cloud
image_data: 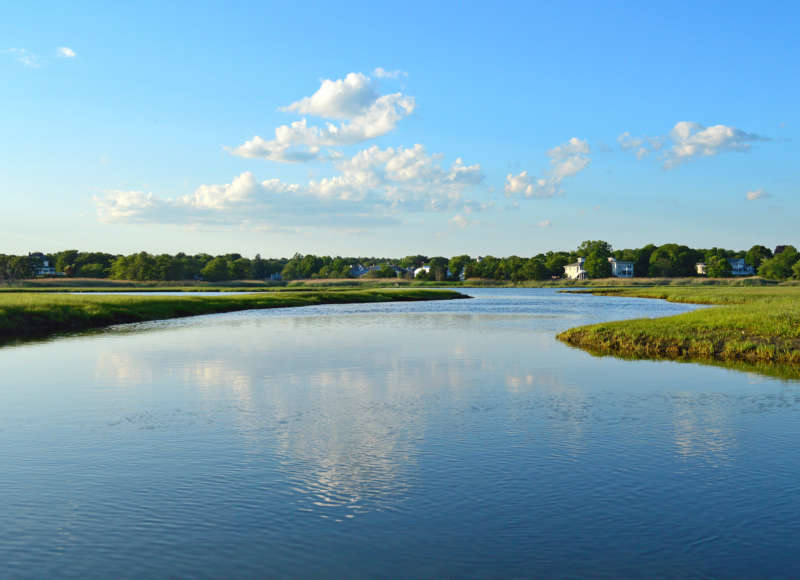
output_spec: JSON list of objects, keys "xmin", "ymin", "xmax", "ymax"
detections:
[
  {"xmin": 2, "ymin": 48, "xmax": 41, "ymax": 68},
  {"xmin": 746, "ymin": 188, "xmax": 769, "ymax": 201},
  {"xmin": 619, "ymin": 122, "xmax": 768, "ymax": 168},
  {"xmin": 537, "ymin": 219, "xmax": 551, "ymax": 228},
  {"xmin": 373, "ymin": 67, "xmax": 407, "ymax": 79},
  {"xmin": 56, "ymin": 46, "xmax": 76, "ymax": 58}
]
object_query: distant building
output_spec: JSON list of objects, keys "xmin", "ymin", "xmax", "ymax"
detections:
[
  {"xmin": 695, "ymin": 259, "xmax": 754, "ymax": 276},
  {"xmin": 29, "ymin": 252, "xmax": 56, "ymax": 277},
  {"xmin": 268, "ymin": 272, "xmax": 282, "ymax": 281},
  {"xmin": 608, "ymin": 257, "xmax": 634, "ymax": 277},
  {"xmin": 775, "ymin": 245, "xmax": 789, "ymax": 255},
  {"xmin": 564, "ymin": 257, "xmax": 587, "ymax": 280},
  {"xmin": 728, "ymin": 258, "xmax": 755, "ymax": 276},
  {"xmin": 413, "ymin": 266, "xmax": 431, "ymax": 278}
]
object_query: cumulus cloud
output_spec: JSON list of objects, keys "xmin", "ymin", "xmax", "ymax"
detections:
[
  {"xmin": 619, "ymin": 122, "xmax": 767, "ymax": 168},
  {"xmin": 746, "ymin": 188, "xmax": 769, "ymax": 201},
  {"xmin": 231, "ymin": 71, "xmax": 415, "ymax": 162},
  {"xmin": 2, "ymin": 48, "xmax": 41, "ymax": 67},
  {"xmin": 95, "ymin": 145, "xmax": 484, "ymax": 226},
  {"xmin": 282, "ymin": 72, "xmax": 377, "ymax": 119},
  {"xmin": 308, "ymin": 144, "xmax": 484, "ymax": 211},
  {"xmin": 56, "ymin": 46, "xmax": 76, "ymax": 58},
  {"xmin": 505, "ymin": 137, "xmax": 591, "ymax": 199}
]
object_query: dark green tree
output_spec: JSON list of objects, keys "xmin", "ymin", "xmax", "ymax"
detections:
[
  {"xmin": 758, "ymin": 246, "xmax": 799, "ymax": 280},
  {"xmin": 706, "ymin": 255, "xmax": 731, "ymax": 277},
  {"xmin": 200, "ymin": 257, "xmax": 232, "ymax": 281},
  {"xmin": 745, "ymin": 245, "xmax": 773, "ymax": 270}
]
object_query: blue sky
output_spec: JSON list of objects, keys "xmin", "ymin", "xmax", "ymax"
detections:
[{"xmin": 2, "ymin": 0, "xmax": 797, "ymax": 257}]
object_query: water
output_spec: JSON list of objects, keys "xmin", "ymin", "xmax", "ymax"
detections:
[{"xmin": 2, "ymin": 288, "xmax": 799, "ymax": 578}]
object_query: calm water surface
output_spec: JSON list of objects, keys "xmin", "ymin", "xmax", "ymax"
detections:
[{"xmin": 2, "ymin": 289, "xmax": 799, "ymax": 578}]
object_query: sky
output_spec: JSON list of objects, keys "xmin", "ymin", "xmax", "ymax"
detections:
[{"xmin": 1, "ymin": 0, "xmax": 798, "ymax": 258}]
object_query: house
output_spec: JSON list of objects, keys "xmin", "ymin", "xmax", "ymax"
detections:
[
  {"xmin": 29, "ymin": 252, "xmax": 56, "ymax": 277},
  {"xmin": 268, "ymin": 272, "xmax": 282, "ymax": 281},
  {"xmin": 775, "ymin": 245, "xmax": 789, "ymax": 255},
  {"xmin": 564, "ymin": 257, "xmax": 587, "ymax": 280},
  {"xmin": 413, "ymin": 266, "xmax": 431, "ymax": 278},
  {"xmin": 695, "ymin": 259, "xmax": 755, "ymax": 276},
  {"xmin": 608, "ymin": 257, "xmax": 634, "ymax": 277},
  {"xmin": 728, "ymin": 258, "xmax": 755, "ymax": 276}
]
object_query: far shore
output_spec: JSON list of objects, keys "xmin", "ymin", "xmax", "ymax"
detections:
[{"xmin": 0, "ymin": 289, "xmax": 467, "ymax": 345}]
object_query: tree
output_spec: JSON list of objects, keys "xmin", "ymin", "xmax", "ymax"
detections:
[
  {"xmin": 78, "ymin": 263, "xmax": 107, "ymax": 278},
  {"xmin": 448, "ymin": 255, "xmax": 471, "ymax": 280},
  {"xmin": 758, "ymin": 246, "xmax": 799, "ymax": 280},
  {"xmin": 576, "ymin": 240, "xmax": 612, "ymax": 278},
  {"xmin": 706, "ymin": 255, "xmax": 731, "ymax": 277},
  {"xmin": 200, "ymin": 257, "xmax": 232, "ymax": 281},
  {"xmin": 544, "ymin": 253, "xmax": 569, "ymax": 278},
  {"xmin": 428, "ymin": 257, "xmax": 450, "ymax": 281},
  {"xmin": 745, "ymin": 245, "xmax": 773, "ymax": 270},
  {"xmin": 584, "ymin": 254, "xmax": 612, "ymax": 278},
  {"xmin": 577, "ymin": 240, "xmax": 612, "ymax": 258},
  {"xmin": 648, "ymin": 244, "xmax": 697, "ymax": 277}
]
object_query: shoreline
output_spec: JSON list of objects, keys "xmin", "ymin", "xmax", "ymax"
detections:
[
  {"xmin": 557, "ymin": 287, "xmax": 800, "ymax": 371},
  {"xmin": 0, "ymin": 289, "xmax": 468, "ymax": 346}
]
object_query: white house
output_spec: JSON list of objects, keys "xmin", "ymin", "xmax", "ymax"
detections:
[
  {"xmin": 564, "ymin": 257, "xmax": 587, "ymax": 280},
  {"xmin": 413, "ymin": 266, "xmax": 431, "ymax": 278},
  {"xmin": 608, "ymin": 257, "xmax": 634, "ymax": 277},
  {"xmin": 29, "ymin": 252, "xmax": 56, "ymax": 276},
  {"xmin": 696, "ymin": 258, "xmax": 754, "ymax": 276}
]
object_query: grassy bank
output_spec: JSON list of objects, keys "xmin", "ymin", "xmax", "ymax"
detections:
[
  {"xmin": 0, "ymin": 289, "xmax": 467, "ymax": 345},
  {"xmin": 557, "ymin": 286, "xmax": 800, "ymax": 369}
]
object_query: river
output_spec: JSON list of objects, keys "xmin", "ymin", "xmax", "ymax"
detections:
[{"xmin": 2, "ymin": 288, "xmax": 799, "ymax": 578}]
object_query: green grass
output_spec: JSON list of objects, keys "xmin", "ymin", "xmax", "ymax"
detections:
[
  {"xmin": 0, "ymin": 289, "xmax": 467, "ymax": 345},
  {"xmin": 557, "ymin": 286, "xmax": 800, "ymax": 373}
]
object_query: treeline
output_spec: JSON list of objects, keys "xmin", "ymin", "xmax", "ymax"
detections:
[{"xmin": 2, "ymin": 241, "xmax": 799, "ymax": 283}]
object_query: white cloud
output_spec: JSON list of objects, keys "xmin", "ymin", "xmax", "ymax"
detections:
[
  {"xmin": 95, "ymin": 144, "xmax": 485, "ymax": 227},
  {"xmin": 56, "ymin": 46, "xmax": 76, "ymax": 58},
  {"xmin": 308, "ymin": 144, "xmax": 484, "ymax": 211},
  {"xmin": 746, "ymin": 188, "xmax": 769, "ymax": 201},
  {"xmin": 505, "ymin": 137, "xmax": 591, "ymax": 199},
  {"xmin": 620, "ymin": 122, "xmax": 767, "ymax": 168},
  {"xmin": 283, "ymin": 72, "xmax": 376, "ymax": 119},
  {"xmin": 451, "ymin": 214, "xmax": 468, "ymax": 228},
  {"xmin": 617, "ymin": 132, "xmax": 663, "ymax": 159},
  {"xmin": 95, "ymin": 190, "xmax": 155, "ymax": 222},
  {"xmin": 373, "ymin": 67, "xmax": 408, "ymax": 79},
  {"xmin": 537, "ymin": 219, "xmax": 551, "ymax": 228},
  {"xmin": 2, "ymin": 48, "xmax": 41, "ymax": 67},
  {"xmin": 231, "ymin": 71, "xmax": 415, "ymax": 163}
]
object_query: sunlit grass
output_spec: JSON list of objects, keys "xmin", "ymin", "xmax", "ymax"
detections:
[
  {"xmin": 557, "ymin": 286, "xmax": 800, "ymax": 366},
  {"xmin": 0, "ymin": 289, "xmax": 467, "ymax": 344}
]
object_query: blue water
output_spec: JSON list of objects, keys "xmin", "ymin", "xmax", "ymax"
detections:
[{"xmin": 1, "ymin": 288, "xmax": 799, "ymax": 578}]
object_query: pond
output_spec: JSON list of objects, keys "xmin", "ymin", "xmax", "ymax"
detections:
[{"xmin": 2, "ymin": 288, "xmax": 799, "ymax": 578}]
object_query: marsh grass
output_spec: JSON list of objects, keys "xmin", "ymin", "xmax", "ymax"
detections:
[
  {"xmin": 0, "ymin": 289, "xmax": 467, "ymax": 344},
  {"xmin": 557, "ymin": 286, "xmax": 800, "ymax": 368}
]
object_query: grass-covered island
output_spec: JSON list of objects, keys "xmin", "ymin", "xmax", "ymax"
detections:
[
  {"xmin": 558, "ymin": 286, "xmax": 800, "ymax": 373},
  {"xmin": 0, "ymin": 289, "xmax": 467, "ymax": 345}
]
